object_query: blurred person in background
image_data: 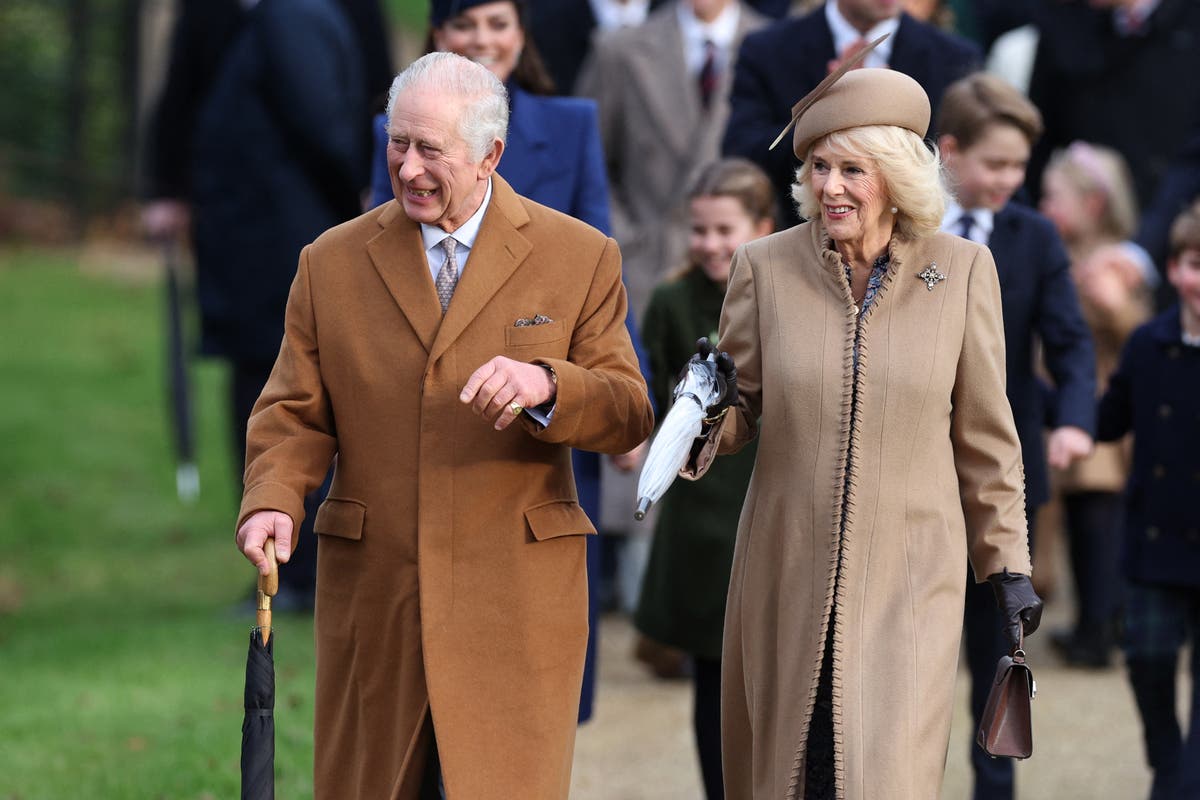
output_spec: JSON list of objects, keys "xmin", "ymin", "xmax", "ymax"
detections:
[
  {"xmin": 683, "ymin": 66, "xmax": 1041, "ymax": 800},
  {"xmin": 722, "ymin": 0, "xmax": 981, "ymax": 227},
  {"xmin": 936, "ymin": 72, "xmax": 1095, "ymax": 800},
  {"xmin": 633, "ymin": 157, "xmax": 774, "ymax": 800},
  {"xmin": 141, "ymin": 0, "xmax": 385, "ymax": 611},
  {"xmin": 576, "ymin": 0, "xmax": 768, "ymax": 320},
  {"xmin": 1025, "ymin": 0, "xmax": 1200, "ymax": 213},
  {"xmin": 368, "ymin": 0, "xmax": 651, "ymax": 723},
  {"xmin": 1039, "ymin": 141, "xmax": 1150, "ymax": 668},
  {"xmin": 575, "ymin": 0, "xmax": 766, "ymax": 618},
  {"xmin": 1096, "ymin": 200, "xmax": 1200, "ymax": 800}
]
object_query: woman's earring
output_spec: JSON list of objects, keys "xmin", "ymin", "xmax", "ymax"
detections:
[{"xmin": 890, "ymin": 206, "xmax": 898, "ymax": 214}]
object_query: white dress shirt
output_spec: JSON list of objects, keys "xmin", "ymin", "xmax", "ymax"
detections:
[
  {"xmin": 942, "ymin": 200, "xmax": 995, "ymax": 246},
  {"xmin": 678, "ymin": 1, "xmax": 742, "ymax": 76},
  {"xmin": 824, "ymin": 0, "xmax": 899, "ymax": 68},
  {"xmin": 590, "ymin": 0, "xmax": 651, "ymax": 32},
  {"xmin": 420, "ymin": 178, "xmax": 493, "ymax": 282}
]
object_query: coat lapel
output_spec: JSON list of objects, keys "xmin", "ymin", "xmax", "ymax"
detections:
[
  {"xmin": 366, "ymin": 201, "xmax": 442, "ymax": 353},
  {"xmin": 627, "ymin": 11, "xmax": 698, "ymax": 157},
  {"xmin": 986, "ymin": 206, "xmax": 1017, "ymax": 288},
  {"xmin": 429, "ymin": 175, "xmax": 533, "ymax": 363}
]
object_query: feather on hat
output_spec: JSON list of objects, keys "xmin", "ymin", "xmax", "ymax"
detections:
[{"xmin": 768, "ymin": 34, "xmax": 931, "ymax": 160}]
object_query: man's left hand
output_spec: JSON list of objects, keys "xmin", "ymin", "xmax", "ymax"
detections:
[
  {"xmin": 461, "ymin": 357, "xmax": 556, "ymax": 431},
  {"xmin": 1047, "ymin": 425, "xmax": 1094, "ymax": 470}
]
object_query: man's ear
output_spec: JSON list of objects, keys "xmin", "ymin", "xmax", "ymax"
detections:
[
  {"xmin": 938, "ymin": 134, "xmax": 960, "ymax": 161},
  {"xmin": 478, "ymin": 138, "xmax": 505, "ymax": 178}
]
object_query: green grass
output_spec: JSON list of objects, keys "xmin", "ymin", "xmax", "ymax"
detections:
[{"xmin": 0, "ymin": 249, "xmax": 317, "ymax": 799}]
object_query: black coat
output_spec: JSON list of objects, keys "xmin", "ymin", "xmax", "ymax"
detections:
[
  {"xmin": 1026, "ymin": 0, "xmax": 1200, "ymax": 210},
  {"xmin": 989, "ymin": 202, "xmax": 1097, "ymax": 508},
  {"xmin": 721, "ymin": 8, "xmax": 980, "ymax": 225},
  {"xmin": 1136, "ymin": 131, "xmax": 1200, "ymax": 271},
  {"xmin": 1098, "ymin": 308, "xmax": 1200, "ymax": 588},
  {"xmin": 191, "ymin": 0, "xmax": 366, "ymax": 360},
  {"xmin": 142, "ymin": 0, "xmax": 245, "ymax": 200}
]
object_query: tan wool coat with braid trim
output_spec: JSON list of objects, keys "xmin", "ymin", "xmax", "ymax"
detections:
[
  {"xmin": 238, "ymin": 175, "xmax": 653, "ymax": 800},
  {"xmin": 685, "ymin": 221, "xmax": 1031, "ymax": 800}
]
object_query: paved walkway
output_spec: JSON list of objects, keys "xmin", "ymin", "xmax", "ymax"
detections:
[{"xmin": 572, "ymin": 606, "xmax": 1164, "ymax": 799}]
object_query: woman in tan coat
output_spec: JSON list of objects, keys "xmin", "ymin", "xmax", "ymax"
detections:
[{"xmin": 686, "ymin": 67, "xmax": 1044, "ymax": 799}]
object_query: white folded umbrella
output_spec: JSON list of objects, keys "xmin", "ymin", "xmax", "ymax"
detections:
[{"xmin": 634, "ymin": 354, "xmax": 721, "ymax": 520}]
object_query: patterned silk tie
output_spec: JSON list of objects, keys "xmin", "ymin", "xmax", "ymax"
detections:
[
  {"xmin": 699, "ymin": 40, "xmax": 718, "ymax": 111},
  {"xmin": 436, "ymin": 236, "xmax": 459, "ymax": 314}
]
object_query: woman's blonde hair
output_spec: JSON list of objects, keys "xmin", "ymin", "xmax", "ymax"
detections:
[
  {"xmin": 791, "ymin": 124, "xmax": 950, "ymax": 241},
  {"xmin": 1045, "ymin": 141, "xmax": 1139, "ymax": 241}
]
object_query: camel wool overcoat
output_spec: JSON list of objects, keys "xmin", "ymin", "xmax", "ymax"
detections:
[
  {"xmin": 688, "ymin": 222, "xmax": 1032, "ymax": 800},
  {"xmin": 238, "ymin": 175, "xmax": 653, "ymax": 799}
]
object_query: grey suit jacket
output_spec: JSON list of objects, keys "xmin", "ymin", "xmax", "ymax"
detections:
[{"xmin": 577, "ymin": 0, "xmax": 767, "ymax": 317}]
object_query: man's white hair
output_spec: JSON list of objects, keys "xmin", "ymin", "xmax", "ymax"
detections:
[{"xmin": 385, "ymin": 52, "xmax": 509, "ymax": 161}]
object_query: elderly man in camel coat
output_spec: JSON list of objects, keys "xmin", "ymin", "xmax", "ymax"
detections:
[{"xmin": 235, "ymin": 52, "xmax": 653, "ymax": 799}]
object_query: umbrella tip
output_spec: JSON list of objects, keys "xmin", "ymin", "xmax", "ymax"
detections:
[
  {"xmin": 634, "ymin": 497, "xmax": 652, "ymax": 521},
  {"xmin": 176, "ymin": 463, "xmax": 200, "ymax": 504}
]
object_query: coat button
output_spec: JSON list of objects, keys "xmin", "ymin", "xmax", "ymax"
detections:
[
  {"xmin": 1147, "ymin": 526, "xmax": 1161, "ymax": 540},
  {"xmin": 1159, "ymin": 404, "xmax": 1173, "ymax": 419},
  {"xmin": 1154, "ymin": 464, "xmax": 1167, "ymax": 479},
  {"xmin": 1168, "ymin": 346, "xmax": 1181, "ymax": 359},
  {"xmin": 1189, "ymin": 529, "xmax": 1200, "ymax": 543}
]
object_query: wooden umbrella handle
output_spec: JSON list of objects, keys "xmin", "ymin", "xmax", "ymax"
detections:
[{"xmin": 256, "ymin": 538, "xmax": 279, "ymax": 642}]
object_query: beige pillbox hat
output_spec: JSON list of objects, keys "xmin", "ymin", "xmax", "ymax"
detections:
[{"xmin": 768, "ymin": 35, "xmax": 931, "ymax": 161}]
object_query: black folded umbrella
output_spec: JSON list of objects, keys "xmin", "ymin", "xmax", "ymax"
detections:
[
  {"xmin": 241, "ymin": 540, "xmax": 278, "ymax": 800},
  {"xmin": 161, "ymin": 239, "xmax": 199, "ymax": 503}
]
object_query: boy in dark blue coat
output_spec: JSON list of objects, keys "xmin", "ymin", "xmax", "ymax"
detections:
[
  {"xmin": 936, "ymin": 72, "xmax": 1097, "ymax": 800},
  {"xmin": 1098, "ymin": 200, "xmax": 1200, "ymax": 800}
]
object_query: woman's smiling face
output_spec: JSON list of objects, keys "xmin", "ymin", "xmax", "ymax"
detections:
[
  {"xmin": 809, "ymin": 140, "xmax": 893, "ymax": 252},
  {"xmin": 433, "ymin": 1, "xmax": 524, "ymax": 84}
]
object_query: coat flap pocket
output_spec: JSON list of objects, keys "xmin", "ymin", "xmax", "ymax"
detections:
[
  {"xmin": 524, "ymin": 500, "xmax": 596, "ymax": 541},
  {"xmin": 505, "ymin": 319, "xmax": 567, "ymax": 347},
  {"xmin": 314, "ymin": 498, "xmax": 365, "ymax": 541}
]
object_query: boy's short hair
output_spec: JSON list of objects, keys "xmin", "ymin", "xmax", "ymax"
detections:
[
  {"xmin": 935, "ymin": 72, "xmax": 1043, "ymax": 149},
  {"xmin": 1168, "ymin": 200, "xmax": 1200, "ymax": 260}
]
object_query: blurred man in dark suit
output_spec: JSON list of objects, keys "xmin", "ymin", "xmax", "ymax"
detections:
[{"xmin": 722, "ymin": 0, "xmax": 979, "ymax": 225}]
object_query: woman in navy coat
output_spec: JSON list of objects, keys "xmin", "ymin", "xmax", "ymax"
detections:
[{"xmin": 370, "ymin": 0, "xmax": 648, "ymax": 723}]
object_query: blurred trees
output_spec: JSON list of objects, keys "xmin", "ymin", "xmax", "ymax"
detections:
[{"xmin": 0, "ymin": 0, "xmax": 142, "ymax": 234}]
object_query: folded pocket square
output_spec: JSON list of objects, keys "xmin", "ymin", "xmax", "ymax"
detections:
[{"xmin": 514, "ymin": 314, "xmax": 553, "ymax": 327}]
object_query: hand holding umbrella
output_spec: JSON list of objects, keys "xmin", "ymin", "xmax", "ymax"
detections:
[
  {"xmin": 241, "ymin": 538, "xmax": 278, "ymax": 799},
  {"xmin": 635, "ymin": 338, "xmax": 738, "ymax": 520}
]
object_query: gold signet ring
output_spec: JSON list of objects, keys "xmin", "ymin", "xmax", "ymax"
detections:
[{"xmin": 509, "ymin": 401, "xmax": 524, "ymax": 415}]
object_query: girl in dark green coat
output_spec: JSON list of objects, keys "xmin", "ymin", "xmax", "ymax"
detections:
[{"xmin": 634, "ymin": 159, "xmax": 775, "ymax": 800}]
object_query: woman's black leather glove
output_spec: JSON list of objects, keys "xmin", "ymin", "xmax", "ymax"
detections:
[
  {"xmin": 691, "ymin": 337, "xmax": 737, "ymax": 419},
  {"xmin": 987, "ymin": 568, "xmax": 1044, "ymax": 649}
]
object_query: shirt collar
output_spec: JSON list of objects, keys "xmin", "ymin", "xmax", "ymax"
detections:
[
  {"xmin": 590, "ymin": 0, "xmax": 651, "ymax": 31},
  {"xmin": 678, "ymin": 2, "xmax": 742, "ymax": 72},
  {"xmin": 1113, "ymin": 0, "xmax": 1161, "ymax": 36},
  {"xmin": 825, "ymin": 0, "xmax": 898, "ymax": 68},
  {"xmin": 942, "ymin": 200, "xmax": 995, "ymax": 245},
  {"xmin": 420, "ymin": 177, "xmax": 493, "ymax": 257}
]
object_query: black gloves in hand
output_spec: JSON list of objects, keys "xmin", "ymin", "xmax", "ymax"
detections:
[
  {"xmin": 692, "ymin": 337, "xmax": 738, "ymax": 418},
  {"xmin": 987, "ymin": 569, "xmax": 1044, "ymax": 649}
]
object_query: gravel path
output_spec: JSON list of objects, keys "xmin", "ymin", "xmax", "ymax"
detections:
[{"xmin": 572, "ymin": 605, "xmax": 1168, "ymax": 799}]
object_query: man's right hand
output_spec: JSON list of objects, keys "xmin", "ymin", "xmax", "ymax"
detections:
[{"xmin": 236, "ymin": 510, "xmax": 294, "ymax": 576}]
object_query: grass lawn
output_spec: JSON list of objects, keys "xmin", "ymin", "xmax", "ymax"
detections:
[{"xmin": 0, "ymin": 248, "xmax": 317, "ymax": 799}]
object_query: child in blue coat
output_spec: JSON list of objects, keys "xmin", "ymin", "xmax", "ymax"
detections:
[{"xmin": 1098, "ymin": 200, "xmax": 1200, "ymax": 800}]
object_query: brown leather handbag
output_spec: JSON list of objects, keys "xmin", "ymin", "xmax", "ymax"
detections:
[{"xmin": 976, "ymin": 629, "xmax": 1036, "ymax": 759}]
